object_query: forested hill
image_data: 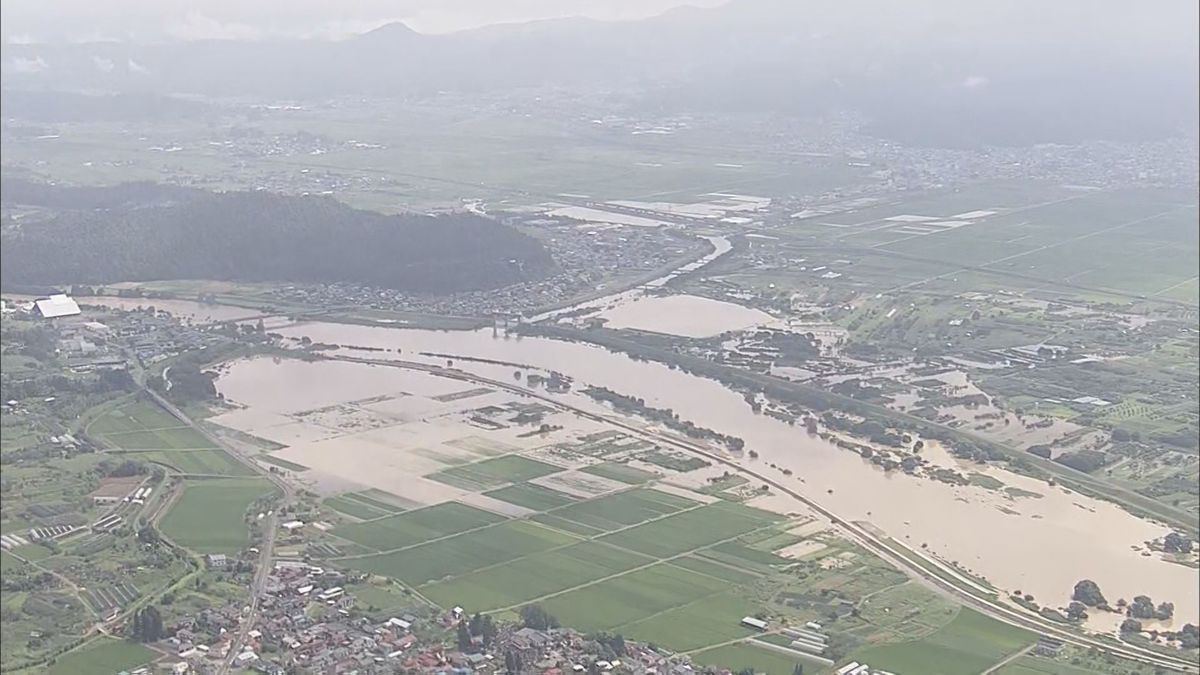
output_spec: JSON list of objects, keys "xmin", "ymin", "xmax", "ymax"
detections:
[{"xmin": 0, "ymin": 184, "xmax": 554, "ymax": 293}]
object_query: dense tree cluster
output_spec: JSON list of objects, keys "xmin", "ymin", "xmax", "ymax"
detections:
[
  {"xmin": 1164, "ymin": 532, "xmax": 1194, "ymax": 554},
  {"xmin": 1126, "ymin": 595, "xmax": 1174, "ymax": 620},
  {"xmin": 1180, "ymin": 624, "xmax": 1199, "ymax": 650},
  {"xmin": 1072, "ymin": 579, "xmax": 1107, "ymax": 607},
  {"xmin": 1, "ymin": 183, "xmax": 554, "ymax": 293},
  {"xmin": 1054, "ymin": 449, "xmax": 1110, "ymax": 473},
  {"xmin": 583, "ymin": 386, "xmax": 745, "ymax": 452},
  {"xmin": 128, "ymin": 606, "xmax": 165, "ymax": 642},
  {"xmin": 468, "ymin": 612, "xmax": 499, "ymax": 648},
  {"xmin": 589, "ymin": 632, "xmax": 627, "ymax": 661},
  {"xmin": 519, "ymin": 604, "xmax": 559, "ymax": 630},
  {"xmin": 160, "ymin": 362, "xmax": 217, "ymax": 403}
]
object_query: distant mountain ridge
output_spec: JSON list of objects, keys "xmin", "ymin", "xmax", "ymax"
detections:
[
  {"xmin": 0, "ymin": 180, "xmax": 554, "ymax": 293},
  {"xmin": 1, "ymin": 0, "xmax": 1197, "ymax": 147}
]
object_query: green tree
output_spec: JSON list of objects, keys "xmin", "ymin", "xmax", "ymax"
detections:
[
  {"xmin": 456, "ymin": 622, "xmax": 473, "ymax": 652},
  {"xmin": 1072, "ymin": 579, "xmax": 1107, "ymax": 607},
  {"xmin": 519, "ymin": 604, "xmax": 559, "ymax": 630},
  {"xmin": 481, "ymin": 615, "xmax": 499, "ymax": 647}
]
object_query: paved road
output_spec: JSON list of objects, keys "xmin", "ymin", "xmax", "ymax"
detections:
[
  {"xmin": 141, "ymin": 386, "xmax": 293, "ymax": 673},
  {"xmin": 328, "ymin": 353, "xmax": 1199, "ymax": 674}
]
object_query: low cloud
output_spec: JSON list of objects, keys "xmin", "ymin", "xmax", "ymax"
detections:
[
  {"xmin": 165, "ymin": 12, "xmax": 261, "ymax": 41},
  {"xmin": 11, "ymin": 55, "xmax": 48, "ymax": 72}
]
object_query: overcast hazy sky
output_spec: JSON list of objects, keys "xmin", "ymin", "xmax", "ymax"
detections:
[{"xmin": 1, "ymin": 0, "xmax": 726, "ymax": 43}]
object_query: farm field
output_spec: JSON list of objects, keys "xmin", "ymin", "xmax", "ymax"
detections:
[
  {"xmin": 539, "ymin": 487, "xmax": 697, "ymax": 533},
  {"xmin": 88, "ymin": 400, "xmax": 217, "ymax": 450},
  {"xmin": 539, "ymin": 563, "xmax": 732, "ymax": 632},
  {"xmin": 619, "ymin": 590, "xmax": 762, "ymax": 651},
  {"xmin": 355, "ymin": 482, "xmax": 798, "ymax": 659},
  {"xmin": 341, "ymin": 519, "xmax": 577, "ymax": 585},
  {"xmin": 47, "ymin": 638, "xmax": 157, "ymax": 675},
  {"xmin": 580, "ymin": 461, "xmax": 657, "ymax": 484},
  {"xmin": 597, "ymin": 501, "xmax": 780, "ymax": 558},
  {"xmin": 334, "ymin": 502, "xmax": 505, "ymax": 551},
  {"xmin": 427, "ymin": 454, "xmax": 563, "ymax": 490},
  {"xmin": 420, "ymin": 540, "xmax": 652, "ymax": 611},
  {"xmin": 325, "ymin": 491, "xmax": 406, "ymax": 520},
  {"xmin": 159, "ymin": 478, "xmax": 276, "ymax": 554},
  {"xmin": 693, "ymin": 642, "xmax": 824, "ymax": 675},
  {"xmin": 849, "ymin": 608, "xmax": 1035, "ymax": 675},
  {"xmin": 781, "ymin": 184, "xmax": 1199, "ymax": 304},
  {"xmin": 483, "ymin": 482, "xmax": 578, "ymax": 511},
  {"xmin": 129, "ymin": 448, "xmax": 255, "ymax": 476}
]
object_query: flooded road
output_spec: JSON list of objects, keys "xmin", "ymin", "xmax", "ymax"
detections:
[{"xmin": 217, "ymin": 318, "xmax": 1200, "ymax": 627}]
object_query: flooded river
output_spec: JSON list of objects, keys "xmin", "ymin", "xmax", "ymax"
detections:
[
  {"xmin": 216, "ymin": 318, "xmax": 1198, "ymax": 628},
  {"xmin": 527, "ymin": 235, "xmax": 732, "ymax": 323},
  {"xmin": 598, "ymin": 294, "xmax": 777, "ymax": 337}
]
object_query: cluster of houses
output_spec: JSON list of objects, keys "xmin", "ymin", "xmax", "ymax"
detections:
[
  {"xmin": 258, "ymin": 222, "xmax": 693, "ymax": 319},
  {"xmin": 153, "ymin": 561, "xmax": 841, "ymax": 675}
]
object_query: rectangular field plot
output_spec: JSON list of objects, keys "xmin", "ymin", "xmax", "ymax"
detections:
[
  {"xmin": 87, "ymin": 401, "xmax": 184, "ymax": 435},
  {"xmin": 133, "ymin": 448, "xmax": 254, "ymax": 476},
  {"xmin": 325, "ymin": 491, "xmax": 406, "ymax": 520},
  {"xmin": 580, "ymin": 462, "xmax": 657, "ymax": 484},
  {"xmin": 618, "ymin": 591, "xmax": 761, "ymax": 651},
  {"xmin": 420, "ymin": 540, "xmax": 650, "ymax": 612},
  {"xmin": 543, "ymin": 488, "xmax": 697, "ymax": 533},
  {"xmin": 540, "ymin": 563, "xmax": 721, "ymax": 632},
  {"xmin": 483, "ymin": 483, "xmax": 578, "ymax": 511},
  {"xmin": 334, "ymin": 502, "xmax": 505, "ymax": 551},
  {"xmin": 47, "ymin": 638, "xmax": 157, "ymax": 675},
  {"xmin": 850, "ymin": 608, "xmax": 1035, "ymax": 675},
  {"xmin": 598, "ymin": 501, "xmax": 780, "ymax": 558},
  {"xmin": 694, "ymin": 642, "xmax": 824, "ymax": 675},
  {"xmin": 89, "ymin": 401, "xmax": 217, "ymax": 450},
  {"xmin": 667, "ymin": 555, "xmax": 762, "ymax": 584},
  {"xmin": 530, "ymin": 513, "xmax": 607, "ymax": 537},
  {"xmin": 428, "ymin": 455, "xmax": 563, "ymax": 490},
  {"xmin": 342, "ymin": 520, "xmax": 578, "ymax": 586},
  {"xmin": 81, "ymin": 582, "xmax": 140, "ymax": 614}
]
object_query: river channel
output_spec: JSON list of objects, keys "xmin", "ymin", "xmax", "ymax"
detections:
[{"xmin": 222, "ymin": 318, "xmax": 1199, "ymax": 629}]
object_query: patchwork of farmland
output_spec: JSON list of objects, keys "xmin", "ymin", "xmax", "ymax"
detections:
[
  {"xmin": 331, "ymin": 481, "xmax": 793, "ymax": 661},
  {"xmin": 427, "ymin": 454, "xmax": 564, "ymax": 490},
  {"xmin": 89, "ymin": 399, "xmax": 251, "ymax": 476}
]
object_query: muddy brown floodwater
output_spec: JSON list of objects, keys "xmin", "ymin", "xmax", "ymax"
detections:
[
  {"xmin": 285, "ymin": 321, "xmax": 1200, "ymax": 626},
  {"xmin": 190, "ymin": 306, "xmax": 1199, "ymax": 632}
]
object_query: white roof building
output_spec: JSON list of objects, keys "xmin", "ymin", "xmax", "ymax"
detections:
[{"xmin": 34, "ymin": 294, "xmax": 81, "ymax": 319}]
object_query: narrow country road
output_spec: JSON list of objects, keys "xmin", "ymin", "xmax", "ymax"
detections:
[{"xmin": 141, "ymin": 385, "xmax": 294, "ymax": 674}]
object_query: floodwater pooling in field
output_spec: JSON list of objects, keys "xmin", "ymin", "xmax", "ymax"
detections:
[
  {"xmin": 194, "ymin": 311, "xmax": 1200, "ymax": 630},
  {"xmin": 596, "ymin": 294, "xmax": 778, "ymax": 337}
]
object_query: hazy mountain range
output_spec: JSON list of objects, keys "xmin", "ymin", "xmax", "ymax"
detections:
[{"xmin": 2, "ymin": 0, "xmax": 1197, "ymax": 147}]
